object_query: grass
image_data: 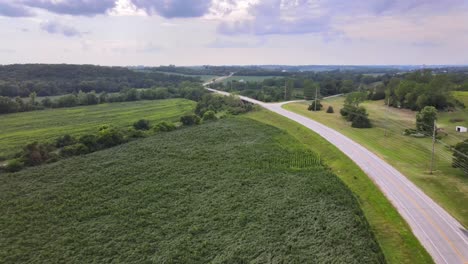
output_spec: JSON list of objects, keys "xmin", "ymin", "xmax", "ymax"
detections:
[
  {"xmin": 284, "ymin": 97, "xmax": 468, "ymax": 228},
  {"xmin": 247, "ymin": 110, "xmax": 433, "ymax": 264},
  {"xmin": 0, "ymin": 99, "xmax": 195, "ymax": 159},
  {"xmin": 221, "ymin": 75, "xmax": 279, "ymax": 84},
  {"xmin": 0, "ymin": 117, "xmax": 385, "ymax": 263}
]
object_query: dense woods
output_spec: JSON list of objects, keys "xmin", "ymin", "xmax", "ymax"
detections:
[{"xmin": 0, "ymin": 64, "xmax": 199, "ymax": 97}]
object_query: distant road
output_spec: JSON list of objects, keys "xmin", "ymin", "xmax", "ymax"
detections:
[{"xmin": 204, "ymin": 78, "xmax": 468, "ymax": 264}]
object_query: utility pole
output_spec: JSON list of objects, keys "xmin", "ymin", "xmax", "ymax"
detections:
[
  {"xmin": 430, "ymin": 120, "xmax": 437, "ymax": 174},
  {"xmin": 314, "ymin": 86, "xmax": 318, "ymax": 111},
  {"xmin": 284, "ymin": 79, "xmax": 287, "ymax": 100},
  {"xmin": 384, "ymin": 97, "xmax": 390, "ymax": 137}
]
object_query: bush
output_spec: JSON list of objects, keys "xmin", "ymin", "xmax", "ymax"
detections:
[
  {"xmin": 133, "ymin": 119, "xmax": 150, "ymax": 130},
  {"xmin": 78, "ymin": 134, "xmax": 99, "ymax": 151},
  {"xmin": 127, "ymin": 128, "xmax": 146, "ymax": 138},
  {"xmin": 351, "ymin": 115, "xmax": 372, "ymax": 128},
  {"xmin": 5, "ymin": 159, "xmax": 24, "ymax": 172},
  {"xmin": 21, "ymin": 142, "xmax": 55, "ymax": 166},
  {"xmin": 180, "ymin": 114, "xmax": 201, "ymax": 126},
  {"xmin": 61, "ymin": 143, "xmax": 89, "ymax": 157},
  {"xmin": 326, "ymin": 106, "xmax": 334, "ymax": 113},
  {"xmin": 55, "ymin": 134, "xmax": 77, "ymax": 148},
  {"xmin": 97, "ymin": 127, "xmax": 126, "ymax": 148},
  {"xmin": 154, "ymin": 121, "xmax": 177, "ymax": 132},
  {"xmin": 203, "ymin": 110, "xmax": 217, "ymax": 121}
]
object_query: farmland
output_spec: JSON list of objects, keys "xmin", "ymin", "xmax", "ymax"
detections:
[
  {"xmin": 247, "ymin": 110, "xmax": 433, "ymax": 264},
  {"xmin": 0, "ymin": 117, "xmax": 385, "ymax": 263},
  {"xmin": 0, "ymin": 99, "xmax": 195, "ymax": 159},
  {"xmin": 284, "ymin": 97, "xmax": 468, "ymax": 227}
]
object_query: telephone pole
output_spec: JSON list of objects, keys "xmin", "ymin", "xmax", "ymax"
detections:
[
  {"xmin": 314, "ymin": 86, "xmax": 318, "ymax": 111},
  {"xmin": 384, "ymin": 97, "xmax": 390, "ymax": 137},
  {"xmin": 430, "ymin": 120, "xmax": 437, "ymax": 174}
]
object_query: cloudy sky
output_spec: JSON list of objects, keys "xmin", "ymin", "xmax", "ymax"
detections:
[{"xmin": 1, "ymin": 0, "xmax": 468, "ymax": 66}]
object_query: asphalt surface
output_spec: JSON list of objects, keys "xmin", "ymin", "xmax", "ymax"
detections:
[{"xmin": 204, "ymin": 82, "xmax": 468, "ymax": 264}]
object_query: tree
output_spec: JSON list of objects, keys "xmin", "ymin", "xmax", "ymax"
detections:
[
  {"xmin": 351, "ymin": 107, "xmax": 372, "ymax": 128},
  {"xmin": 284, "ymin": 79, "xmax": 294, "ymax": 100},
  {"xmin": 0, "ymin": 96, "xmax": 19, "ymax": 114},
  {"xmin": 452, "ymin": 139, "xmax": 468, "ymax": 175},
  {"xmin": 303, "ymin": 80, "xmax": 319, "ymax": 100},
  {"xmin": 326, "ymin": 106, "xmax": 334, "ymax": 113},
  {"xmin": 416, "ymin": 106, "xmax": 437, "ymax": 135},
  {"xmin": 345, "ymin": 92, "xmax": 367, "ymax": 107},
  {"xmin": 308, "ymin": 100, "xmax": 323, "ymax": 111},
  {"xmin": 29, "ymin": 92, "xmax": 37, "ymax": 106}
]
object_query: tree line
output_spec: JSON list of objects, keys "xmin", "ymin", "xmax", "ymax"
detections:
[
  {"xmin": 0, "ymin": 82, "xmax": 205, "ymax": 114},
  {"xmin": 0, "ymin": 64, "xmax": 200, "ymax": 97}
]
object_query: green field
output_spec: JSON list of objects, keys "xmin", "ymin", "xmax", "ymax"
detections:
[
  {"xmin": 247, "ymin": 110, "xmax": 433, "ymax": 264},
  {"xmin": 0, "ymin": 117, "xmax": 385, "ymax": 263},
  {"xmin": 0, "ymin": 99, "xmax": 195, "ymax": 159},
  {"xmin": 221, "ymin": 75, "xmax": 280, "ymax": 84},
  {"xmin": 284, "ymin": 97, "xmax": 468, "ymax": 228}
]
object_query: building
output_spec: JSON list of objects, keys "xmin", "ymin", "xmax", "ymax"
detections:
[{"xmin": 456, "ymin": 126, "xmax": 467, "ymax": 133}]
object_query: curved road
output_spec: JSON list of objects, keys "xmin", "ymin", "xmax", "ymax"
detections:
[{"xmin": 204, "ymin": 82, "xmax": 468, "ymax": 264}]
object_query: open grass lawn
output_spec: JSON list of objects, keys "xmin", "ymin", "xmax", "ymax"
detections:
[
  {"xmin": 247, "ymin": 110, "xmax": 433, "ymax": 264},
  {"xmin": 284, "ymin": 97, "xmax": 468, "ymax": 228},
  {"xmin": 0, "ymin": 99, "xmax": 195, "ymax": 160},
  {"xmin": 0, "ymin": 117, "xmax": 385, "ymax": 263}
]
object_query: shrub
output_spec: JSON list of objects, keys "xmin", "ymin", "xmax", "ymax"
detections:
[
  {"xmin": 203, "ymin": 110, "xmax": 217, "ymax": 121},
  {"xmin": 21, "ymin": 142, "xmax": 55, "ymax": 166},
  {"xmin": 154, "ymin": 121, "xmax": 177, "ymax": 132},
  {"xmin": 307, "ymin": 100, "xmax": 323, "ymax": 111},
  {"xmin": 55, "ymin": 134, "xmax": 77, "ymax": 148},
  {"xmin": 180, "ymin": 114, "xmax": 201, "ymax": 126},
  {"xmin": 61, "ymin": 143, "xmax": 89, "ymax": 157},
  {"xmin": 133, "ymin": 119, "xmax": 150, "ymax": 130},
  {"xmin": 351, "ymin": 115, "xmax": 372, "ymax": 128},
  {"xmin": 127, "ymin": 128, "xmax": 146, "ymax": 138},
  {"xmin": 97, "ymin": 127, "xmax": 126, "ymax": 148},
  {"xmin": 78, "ymin": 134, "xmax": 99, "ymax": 151},
  {"xmin": 5, "ymin": 159, "xmax": 24, "ymax": 172},
  {"xmin": 326, "ymin": 106, "xmax": 334, "ymax": 113}
]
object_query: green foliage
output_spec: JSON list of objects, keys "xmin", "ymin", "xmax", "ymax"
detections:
[
  {"xmin": 416, "ymin": 106, "xmax": 437, "ymax": 135},
  {"xmin": 326, "ymin": 105, "xmax": 334, "ymax": 113},
  {"xmin": 303, "ymin": 80, "xmax": 319, "ymax": 100},
  {"xmin": 97, "ymin": 127, "xmax": 126, "ymax": 148},
  {"xmin": 0, "ymin": 96, "xmax": 19, "ymax": 114},
  {"xmin": 180, "ymin": 114, "xmax": 201, "ymax": 126},
  {"xmin": 78, "ymin": 134, "xmax": 99, "ymax": 152},
  {"xmin": 133, "ymin": 119, "xmax": 151, "ymax": 130},
  {"xmin": 61, "ymin": 143, "xmax": 89, "ymax": 157},
  {"xmin": 0, "ymin": 117, "xmax": 384, "ymax": 263},
  {"xmin": 195, "ymin": 93, "xmax": 252, "ymax": 116},
  {"xmin": 340, "ymin": 105, "xmax": 372, "ymax": 128},
  {"xmin": 5, "ymin": 159, "xmax": 24, "ymax": 172},
  {"xmin": 345, "ymin": 92, "xmax": 367, "ymax": 106},
  {"xmin": 55, "ymin": 134, "xmax": 77, "ymax": 148},
  {"xmin": 453, "ymin": 140, "xmax": 468, "ymax": 175},
  {"xmin": 154, "ymin": 121, "xmax": 177, "ymax": 132},
  {"xmin": 202, "ymin": 110, "xmax": 217, "ymax": 121},
  {"xmin": 21, "ymin": 142, "xmax": 55, "ymax": 166},
  {"xmin": 307, "ymin": 100, "xmax": 323, "ymax": 111}
]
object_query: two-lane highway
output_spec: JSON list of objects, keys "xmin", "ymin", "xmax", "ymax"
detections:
[{"xmin": 204, "ymin": 82, "xmax": 468, "ymax": 264}]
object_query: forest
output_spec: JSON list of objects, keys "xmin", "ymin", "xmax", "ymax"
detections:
[{"xmin": 0, "ymin": 64, "xmax": 199, "ymax": 97}]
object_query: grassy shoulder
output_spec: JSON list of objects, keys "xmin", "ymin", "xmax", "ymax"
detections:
[
  {"xmin": 246, "ymin": 110, "xmax": 433, "ymax": 264},
  {"xmin": 284, "ymin": 98, "xmax": 468, "ymax": 228},
  {"xmin": 0, "ymin": 117, "xmax": 384, "ymax": 263},
  {"xmin": 0, "ymin": 98, "xmax": 195, "ymax": 159}
]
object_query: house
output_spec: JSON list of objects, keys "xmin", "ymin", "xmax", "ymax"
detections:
[{"xmin": 456, "ymin": 126, "xmax": 467, "ymax": 133}]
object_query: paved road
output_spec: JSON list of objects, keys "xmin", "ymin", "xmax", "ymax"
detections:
[{"xmin": 204, "ymin": 81, "xmax": 468, "ymax": 264}]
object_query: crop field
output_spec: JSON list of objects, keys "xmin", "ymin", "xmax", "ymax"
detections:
[
  {"xmin": 0, "ymin": 117, "xmax": 384, "ymax": 263},
  {"xmin": 284, "ymin": 98, "xmax": 468, "ymax": 227},
  {"xmin": 0, "ymin": 99, "xmax": 195, "ymax": 159},
  {"xmin": 247, "ymin": 110, "xmax": 432, "ymax": 264}
]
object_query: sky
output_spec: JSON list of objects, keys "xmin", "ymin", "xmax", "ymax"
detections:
[{"xmin": 1, "ymin": 0, "xmax": 468, "ymax": 66}]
